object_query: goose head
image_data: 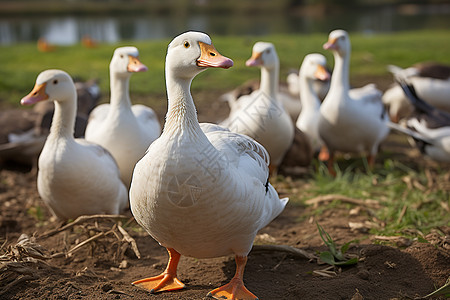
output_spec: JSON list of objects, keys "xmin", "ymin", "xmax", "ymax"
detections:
[
  {"xmin": 323, "ymin": 29, "xmax": 350, "ymax": 57},
  {"xmin": 246, "ymin": 42, "xmax": 278, "ymax": 70},
  {"xmin": 300, "ymin": 53, "xmax": 330, "ymax": 82},
  {"xmin": 166, "ymin": 31, "xmax": 233, "ymax": 79},
  {"xmin": 110, "ymin": 46, "xmax": 148, "ymax": 77},
  {"xmin": 21, "ymin": 70, "xmax": 76, "ymax": 106}
]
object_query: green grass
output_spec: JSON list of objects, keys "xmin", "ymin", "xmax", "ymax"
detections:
[
  {"xmin": 294, "ymin": 158, "xmax": 449, "ymax": 240},
  {"xmin": 1, "ymin": 29, "xmax": 450, "ymax": 107}
]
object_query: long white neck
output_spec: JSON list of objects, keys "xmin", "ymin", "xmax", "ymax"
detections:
[
  {"xmin": 48, "ymin": 95, "xmax": 77, "ymax": 139},
  {"xmin": 110, "ymin": 71, "xmax": 132, "ymax": 112},
  {"xmin": 299, "ymin": 74, "xmax": 321, "ymax": 112},
  {"xmin": 259, "ymin": 65, "xmax": 278, "ymax": 99},
  {"xmin": 163, "ymin": 68, "xmax": 203, "ymax": 138},
  {"xmin": 330, "ymin": 49, "xmax": 350, "ymax": 97}
]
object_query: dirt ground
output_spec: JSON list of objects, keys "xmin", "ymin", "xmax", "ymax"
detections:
[{"xmin": 1, "ymin": 86, "xmax": 449, "ymax": 300}]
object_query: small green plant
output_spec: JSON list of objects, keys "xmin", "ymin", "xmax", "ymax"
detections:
[
  {"xmin": 317, "ymin": 223, "xmax": 358, "ymax": 266},
  {"xmin": 421, "ymin": 276, "xmax": 450, "ymax": 299},
  {"xmin": 27, "ymin": 205, "xmax": 45, "ymax": 222}
]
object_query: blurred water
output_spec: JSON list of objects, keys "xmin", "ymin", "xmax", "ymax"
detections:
[{"xmin": 1, "ymin": 5, "xmax": 449, "ymax": 45}]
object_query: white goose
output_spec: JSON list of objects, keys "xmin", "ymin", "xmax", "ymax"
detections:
[
  {"xmin": 318, "ymin": 29, "xmax": 390, "ymax": 174},
  {"xmin": 85, "ymin": 46, "xmax": 161, "ymax": 188},
  {"xmin": 295, "ymin": 53, "xmax": 331, "ymax": 153},
  {"xmin": 1, "ymin": 79, "xmax": 100, "ymax": 168},
  {"xmin": 388, "ymin": 79, "xmax": 450, "ymax": 163},
  {"xmin": 221, "ymin": 41, "xmax": 294, "ymax": 173},
  {"xmin": 129, "ymin": 32, "xmax": 288, "ymax": 300},
  {"xmin": 383, "ymin": 62, "xmax": 450, "ymax": 122},
  {"xmin": 21, "ymin": 70, "xmax": 128, "ymax": 221}
]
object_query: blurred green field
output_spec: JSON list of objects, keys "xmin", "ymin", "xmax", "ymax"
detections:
[{"xmin": 1, "ymin": 29, "xmax": 450, "ymax": 108}]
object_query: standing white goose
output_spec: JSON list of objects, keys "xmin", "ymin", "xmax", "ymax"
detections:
[
  {"xmin": 221, "ymin": 41, "xmax": 294, "ymax": 173},
  {"xmin": 85, "ymin": 46, "xmax": 161, "ymax": 188},
  {"xmin": 318, "ymin": 29, "xmax": 390, "ymax": 174},
  {"xmin": 21, "ymin": 70, "xmax": 128, "ymax": 220},
  {"xmin": 295, "ymin": 53, "xmax": 331, "ymax": 153},
  {"xmin": 129, "ymin": 31, "xmax": 288, "ymax": 300}
]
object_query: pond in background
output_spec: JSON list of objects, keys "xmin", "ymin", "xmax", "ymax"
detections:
[{"xmin": 1, "ymin": 4, "xmax": 450, "ymax": 45}]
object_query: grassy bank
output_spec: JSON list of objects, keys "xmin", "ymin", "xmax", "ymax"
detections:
[{"xmin": 1, "ymin": 29, "xmax": 449, "ymax": 108}]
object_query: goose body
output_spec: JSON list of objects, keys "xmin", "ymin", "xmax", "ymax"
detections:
[
  {"xmin": 383, "ymin": 62, "xmax": 450, "ymax": 122},
  {"xmin": 221, "ymin": 41, "xmax": 294, "ymax": 171},
  {"xmin": 277, "ymin": 84, "xmax": 304, "ymax": 121},
  {"xmin": 85, "ymin": 47, "xmax": 161, "ymax": 188},
  {"xmin": 318, "ymin": 29, "xmax": 390, "ymax": 173},
  {"xmin": 388, "ymin": 79, "xmax": 450, "ymax": 163},
  {"xmin": 389, "ymin": 120, "xmax": 450, "ymax": 163},
  {"xmin": 295, "ymin": 53, "xmax": 331, "ymax": 153},
  {"xmin": 21, "ymin": 70, "xmax": 128, "ymax": 220},
  {"xmin": 130, "ymin": 32, "xmax": 287, "ymax": 299}
]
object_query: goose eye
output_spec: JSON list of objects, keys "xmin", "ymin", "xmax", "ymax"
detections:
[
  {"xmin": 53, "ymin": 80, "xmax": 58, "ymax": 85},
  {"xmin": 120, "ymin": 54, "xmax": 124, "ymax": 58},
  {"xmin": 184, "ymin": 41, "xmax": 190, "ymax": 48}
]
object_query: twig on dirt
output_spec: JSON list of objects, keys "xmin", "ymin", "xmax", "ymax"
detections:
[
  {"xmin": 252, "ymin": 244, "xmax": 317, "ymax": 260},
  {"xmin": 413, "ymin": 180, "xmax": 426, "ymax": 192},
  {"xmin": 0, "ymin": 238, "xmax": 7, "ymax": 250},
  {"xmin": 425, "ymin": 168, "xmax": 434, "ymax": 189},
  {"xmin": 418, "ymin": 276, "xmax": 450, "ymax": 299},
  {"xmin": 371, "ymin": 235, "xmax": 413, "ymax": 247},
  {"xmin": 305, "ymin": 194, "xmax": 380, "ymax": 209},
  {"xmin": 50, "ymin": 252, "xmax": 65, "ymax": 259},
  {"xmin": 66, "ymin": 232, "xmax": 104, "ymax": 256},
  {"xmin": 313, "ymin": 265, "xmax": 336, "ymax": 277},
  {"xmin": 440, "ymin": 201, "xmax": 450, "ymax": 213},
  {"xmin": 39, "ymin": 214, "xmax": 128, "ymax": 239},
  {"xmin": 117, "ymin": 225, "xmax": 141, "ymax": 259},
  {"xmin": 396, "ymin": 204, "xmax": 408, "ymax": 224},
  {"xmin": 272, "ymin": 254, "xmax": 287, "ymax": 271}
]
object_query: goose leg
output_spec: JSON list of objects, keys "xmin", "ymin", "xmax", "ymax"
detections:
[
  {"xmin": 367, "ymin": 154, "xmax": 376, "ymax": 168},
  {"xmin": 326, "ymin": 152, "xmax": 337, "ymax": 177},
  {"xmin": 132, "ymin": 248, "xmax": 185, "ymax": 293},
  {"xmin": 207, "ymin": 255, "xmax": 258, "ymax": 300},
  {"xmin": 318, "ymin": 145, "xmax": 330, "ymax": 162}
]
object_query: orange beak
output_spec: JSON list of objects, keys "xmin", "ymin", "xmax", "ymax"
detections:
[
  {"xmin": 245, "ymin": 51, "xmax": 263, "ymax": 67},
  {"xmin": 128, "ymin": 55, "xmax": 148, "ymax": 72},
  {"xmin": 21, "ymin": 82, "xmax": 49, "ymax": 106},
  {"xmin": 315, "ymin": 65, "xmax": 331, "ymax": 81},
  {"xmin": 197, "ymin": 42, "xmax": 233, "ymax": 69},
  {"xmin": 323, "ymin": 37, "xmax": 338, "ymax": 50}
]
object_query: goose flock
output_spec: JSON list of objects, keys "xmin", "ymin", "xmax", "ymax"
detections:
[{"xmin": 5, "ymin": 29, "xmax": 450, "ymax": 299}]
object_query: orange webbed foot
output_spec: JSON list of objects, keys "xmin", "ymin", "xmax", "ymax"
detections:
[
  {"xmin": 132, "ymin": 248, "xmax": 185, "ymax": 293},
  {"xmin": 132, "ymin": 272, "xmax": 185, "ymax": 293},
  {"xmin": 318, "ymin": 145, "xmax": 330, "ymax": 161},
  {"xmin": 207, "ymin": 277, "xmax": 258, "ymax": 300}
]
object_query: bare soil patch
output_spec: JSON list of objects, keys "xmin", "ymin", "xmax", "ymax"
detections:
[{"xmin": 1, "ymin": 87, "xmax": 449, "ymax": 300}]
